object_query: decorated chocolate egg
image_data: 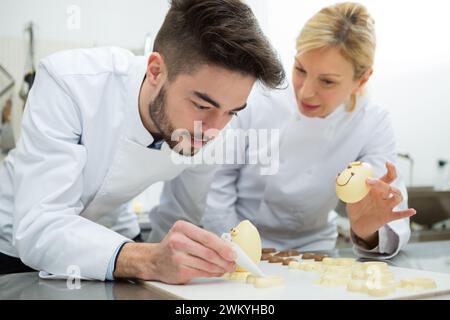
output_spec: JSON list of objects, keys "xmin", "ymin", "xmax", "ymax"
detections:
[
  {"xmin": 230, "ymin": 220, "xmax": 262, "ymax": 272},
  {"xmin": 336, "ymin": 162, "xmax": 374, "ymax": 204}
]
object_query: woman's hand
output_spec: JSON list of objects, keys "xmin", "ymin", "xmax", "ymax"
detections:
[{"xmin": 346, "ymin": 162, "xmax": 416, "ymax": 248}]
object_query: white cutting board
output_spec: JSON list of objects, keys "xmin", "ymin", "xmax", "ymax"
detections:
[{"xmin": 142, "ymin": 261, "xmax": 450, "ymax": 300}]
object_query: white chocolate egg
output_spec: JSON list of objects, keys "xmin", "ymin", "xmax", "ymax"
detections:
[
  {"xmin": 335, "ymin": 162, "xmax": 374, "ymax": 204},
  {"xmin": 230, "ymin": 220, "xmax": 262, "ymax": 272}
]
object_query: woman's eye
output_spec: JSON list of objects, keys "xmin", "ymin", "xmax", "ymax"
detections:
[
  {"xmin": 228, "ymin": 111, "xmax": 238, "ymax": 117},
  {"xmin": 321, "ymin": 79, "xmax": 335, "ymax": 85},
  {"xmin": 296, "ymin": 67, "xmax": 306, "ymax": 74}
]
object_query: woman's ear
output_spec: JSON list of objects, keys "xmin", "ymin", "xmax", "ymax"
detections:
[
  {"xmin": 146, "ymin": 52, "xmax": 167, "ymax": 86},
  {"xmin": 352, "ymin": 68, "xmax": 373, "ymax": 94}
]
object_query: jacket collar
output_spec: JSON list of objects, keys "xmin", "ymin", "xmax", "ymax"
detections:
[{"xmin": 125, "ymin": 55, "xmax": 156, "ymax": 147}]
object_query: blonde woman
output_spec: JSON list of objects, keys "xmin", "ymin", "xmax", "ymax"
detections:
[{"xmin": 198, "ymin": 2, "xmax": 416, "ymax": 258}]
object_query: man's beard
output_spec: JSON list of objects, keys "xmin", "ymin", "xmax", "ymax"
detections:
[{"xmin": 148, "ymin": 85, "xmax": 199, "ymax": 157}]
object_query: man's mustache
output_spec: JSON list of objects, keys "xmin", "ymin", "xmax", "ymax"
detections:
[{"xmin": 171, "ymin": 130, "xmax": 215, "ymax": 143}]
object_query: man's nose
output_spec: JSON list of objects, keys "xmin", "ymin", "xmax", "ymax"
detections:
[{"xmin": 203, "ymin": 115, "xmax": 230, "ymax": 133}]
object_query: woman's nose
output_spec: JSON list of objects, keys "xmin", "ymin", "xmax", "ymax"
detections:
[{"xmin": 300, "ymin": 78, "xmax": 316, "ymax": 99}]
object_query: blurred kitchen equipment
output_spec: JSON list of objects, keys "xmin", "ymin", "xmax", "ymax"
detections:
[
  {"xmin": 408, "ymin": 186, "xmax": 450, "ymax": 228},
  {"xmin": 0, "ymin": 65, "xmax": 14, "ymax": 99},
  {"xmin": 143, "ymin": 33, "xmax": 153, "ymax": 56},
  {"xmin": 19, "ymin": 22, "xmax": 36, "ymax": 103},
  {"xmin": 397, "ymin": 152, "xmax": 414, "ymax": 186},
  {"xmin": 434, "ymin": 159, "xmax": 450, "ymax": 191},
  {"xmin": 0, "ymin": 64, "xmax": 16, "ymax": 153}
]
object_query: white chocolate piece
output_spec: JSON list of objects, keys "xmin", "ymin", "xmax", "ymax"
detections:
[
  {"xmin": 321, "ymin": 257, "xmax": 355, "ymax": 267},
  {"xmin": 336, "ymin": 162, "xmax": 374, "ymax": 204},
  {"xmin": 230, "ymin": 220, "xmax": 262, "ymax": 272},
  {"xmin": 378, "ymin": 272, "xmax": 395, "ymax": 282},
  {"xmin": 354, "ymin": 265, "xmax": 394, "ymax": 282},
  {"xmin": 246, "ymin": 274, "xmax": 284, "ymax": 288},
  {"xmin": 400, "ymin": 278, "xmax": 437, "ymax": 290},
  {"xmin": 316, "ymin": 274, "xmax": 351, "ymax": 287},
  {"xmin": 246, "ymin": 275, "xmax": 257, "ymax": 285},
  {"xmin": 365, "ymin": 264, "xmax": 396, "ymax": 284},
  {"xmin": 322, "ymin": 258, "xmax": 337, "ymax": 266},
  {"xmin": 364, "ymin": 265, "xmax": 398, "ymax": 298},
  {"xmin": 223, "ymin": 273, "xmax": 231, "ymax": 280},
  {"xmin": 370, "ymin": 272, "xmax": 395, "ymax": 283},
  {"xmin": 226, "ymin": 272, "xmax": 251, "ymax": 281},
  {"xmin": 352, "ymin": 270, "xmax": 394, "ymax": 282},
  {"xmin": 347, "ymin": 280, "xmax": 368, "ymax": 293},
  {"xmin": 288, "ymin": 259, "xmax": 315, "ymax": 270},
  {"xmin": 366, "ymin": 281, "xmax": 398, "ymax": 297},
  {"xmin": 230, "ymin": 272, "xmax": 286, "ymax": 289},
  {"xmin": 334, "ymin": 258, "xmax": 356, "ymax": 267},
  {"xmin": 322, "ymin": 265, "xmax": 352, "ymax": 277},
  {"xmin": 351, "ymin": 268, "xmax": 369, "ymax": 280},
  {"xmin": 351, "ymin": 262, "xmax": 364, "ymax": 272},
  {"xmin": 253, "ymin": 276, "xmax": 285, "ymax": 288},
  {"xmin": 300, "ymin": 261, "xmax": 323, "ymax": 272},
  {"xmin": 362, "ymin": 261, "xmax": 389, "ymax": 271}
]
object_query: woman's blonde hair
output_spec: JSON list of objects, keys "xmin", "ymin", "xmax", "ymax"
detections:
[{"xmin": 296, "ymin": 2, "xmax": 376, "ymax": 111}]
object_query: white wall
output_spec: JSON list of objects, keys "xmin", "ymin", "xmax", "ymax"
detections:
[
  {"xmin": 246, "ymin": 0, "xmax": 450, "ymax": 186},
  {"xmin": 0, "ymin": 0, "xmax": 169, "ymax": 48},
  {"xmin": 0, "ymin": 0, "xmax": 169, "ymax": 141}
]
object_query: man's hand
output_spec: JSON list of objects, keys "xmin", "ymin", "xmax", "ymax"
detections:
[
  {"xmin": 347, "ymin": 162, "xmax": 416, "ymax": 248},
  {"xmin": 114, "ymin": 220, "xmax": 236, "ymax": 284}
]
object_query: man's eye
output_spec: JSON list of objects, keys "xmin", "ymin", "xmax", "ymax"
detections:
[
  {"xmin": 296, "ymin": 67, "xmax": 306, "ymax": 74},
  {"xmin": 194, "ymin": 103, "xmax": 210, "ymax": 111},
  {"xmin": 228, "ymin": 111, "xmax": 238, "ymax": 117}
]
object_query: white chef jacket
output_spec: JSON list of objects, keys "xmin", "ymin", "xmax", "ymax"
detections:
[
  {"xmin": 0, "ymin": 47, "xmax": 215, "ymax": 280},
  {"xmin": 152, "ymin": 84, "xmax": 411, "ymax": 259}
]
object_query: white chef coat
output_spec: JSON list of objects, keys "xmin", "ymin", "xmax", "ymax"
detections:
[
  {"xmin": 196, "ymin": 84, "xmax": 411, "ymax": 259},
  {"xmin": 0, "ymin": 47, "xmax": 216, "ymax": 280}
]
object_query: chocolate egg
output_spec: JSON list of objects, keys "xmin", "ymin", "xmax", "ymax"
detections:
[
  {"xmin": 336, "ymin": 162, "xmax": 374, "ymax": 204},
  {"xmin": 230, "ymin": 220, "xmax": 262, "ymax": 272}
]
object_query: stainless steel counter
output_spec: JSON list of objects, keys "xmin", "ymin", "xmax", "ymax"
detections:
[{"xmin": 1, "ymin": 240, "xmax": 449, "ymax": 300}]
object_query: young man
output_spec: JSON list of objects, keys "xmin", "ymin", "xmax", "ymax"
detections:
[{"xmin": 0, "ymin": 0, "xmax": 284, "ymax": 283}]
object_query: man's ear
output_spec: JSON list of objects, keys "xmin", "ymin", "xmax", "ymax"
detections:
[
  {"xmin": 352, "ymin": 68, "xmax": 373, "ymax": 94},
  {"xmin": 146, "ymin": 52, "xmax": 167, "ymax": 86}
]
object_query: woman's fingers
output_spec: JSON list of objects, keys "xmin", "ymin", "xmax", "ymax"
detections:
[
  {"xmin": 386, "ymin": 187, "xmax": 403, "ymax": 208},
  {"xmin": 380, "ymin": 162, "xmax": 397, "ymax": 184},
  {"xmin": 367, "ymin": 177, "xmax": 404, "ymax": 202},
  {"xmin": 387, "ymin": 209, "xmax": 417, "ymax": 223},
  {"xmin": 367, "ymin": 178, "xmax": 391, "ymax": 199}
]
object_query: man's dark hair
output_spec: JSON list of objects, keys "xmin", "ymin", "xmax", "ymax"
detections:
[{"xmin": 153, "ymin": 0, "xmax": 285, "ymax": 89}]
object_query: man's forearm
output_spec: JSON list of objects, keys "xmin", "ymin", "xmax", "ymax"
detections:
[{"xmin": 113, "ymin": 242, "xmax": 159, "ymax": 280}]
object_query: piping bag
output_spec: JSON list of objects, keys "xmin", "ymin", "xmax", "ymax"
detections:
[{"xmin": 221, "ymin": 232, "xmax": 267, "ymax": 277}]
